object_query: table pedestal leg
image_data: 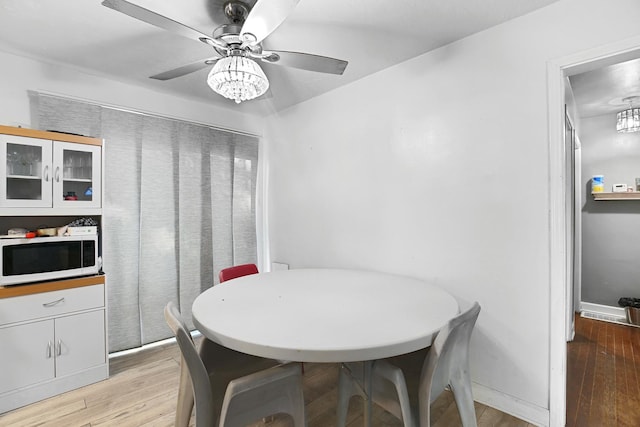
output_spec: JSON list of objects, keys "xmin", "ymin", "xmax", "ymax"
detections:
[{"xmin": 363, "ymin": 360, "xmax": 373, "ymax": 427}]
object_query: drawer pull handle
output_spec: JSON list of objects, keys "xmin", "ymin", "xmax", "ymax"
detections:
[
  {"xmin": 42, "ymin": 297, "xmax": 65, "ymax": 307},
  {"xmin": 46, "ymin": 341, "xmax": 52, "ymax": 358}
]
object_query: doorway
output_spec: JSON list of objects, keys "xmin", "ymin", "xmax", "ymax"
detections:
[
  {"xmin": 548, "ymin": 36, "xmax": 640, "ymax": 426},
  {"xmin": 567, "ymin": 57, "xmax": 640, "ymax": 323}
]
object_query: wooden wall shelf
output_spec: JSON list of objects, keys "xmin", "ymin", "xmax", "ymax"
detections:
[{"xmin": 592, "ymin": 192, "xmax": 640, "ymax": 201}]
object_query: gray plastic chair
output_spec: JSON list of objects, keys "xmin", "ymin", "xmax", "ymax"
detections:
[
  {"xmin": 336, "ymin": 302, "xmax": 481, "ymax": 427},
  {"xmin": 164, "ymin": 302, "xmax": 307, "ymax": 427}
]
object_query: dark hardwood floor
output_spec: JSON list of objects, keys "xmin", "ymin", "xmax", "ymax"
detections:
[{"xmin": 566, "ymin": 314, "xmax": 640, "ymax": 426}]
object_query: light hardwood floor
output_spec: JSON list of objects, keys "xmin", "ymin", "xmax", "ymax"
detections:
[{"xmin": 0, "ymin": 339, "xmax": 534, "ymax": 427}]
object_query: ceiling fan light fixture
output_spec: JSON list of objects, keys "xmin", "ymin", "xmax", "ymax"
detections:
[
  {"xmin": 207, "ymin": 55, "xmax": 269, "ymax": 104},
  {"xmin": 617, "ymin": 108, "xmax": 640, "ymax": 133},
  {"xmin": 617, "ymin": 96, "xmax": 640, "ymax": 133}
]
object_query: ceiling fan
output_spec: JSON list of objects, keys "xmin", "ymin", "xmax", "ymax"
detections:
[{"xmin": 101, "ymin": 0, "xmax": 348, "ymax": 103}]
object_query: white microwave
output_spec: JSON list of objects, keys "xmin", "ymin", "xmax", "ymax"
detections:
[{"xmin": 0, "ymin": 235, "xmax": 100, "ymax": 286}]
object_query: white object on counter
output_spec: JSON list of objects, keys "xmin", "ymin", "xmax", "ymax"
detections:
[
  {"xmin": 612, "ymin": 183, "xmax": 628, "ymax": 192},
  {"xmin": 66, "ymin": 226, "xmax": 97, "ymax": 236}
]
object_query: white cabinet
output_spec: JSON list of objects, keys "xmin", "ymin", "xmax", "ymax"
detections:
[
  {"xmin": 0, "ymin": 135, "xmax": 52, "ymax": 208},
  {"xmin": 55, "ymin": 310, "xmax": 106, "ymax": 377},
  {"xmin": 0, "ymin": 126, "xmax": 107, "ymax": 413},
  {"xmin": 0, "ymin": 133, "xmax": 102, "ymax": 210},
  {"xmin": 0, "ymin": 320, "xmax": 54, "ymax": 394},
  {"xmin": 0, "ymin": 279, "xmax": 108, "ymax": 413},
  {"xmin": 0, "ymin": 310, "xmax": 106, "ymax": 394},
  {"xmin": 53, "ymin": 141, "xmax": 101, "ymax": 209}
]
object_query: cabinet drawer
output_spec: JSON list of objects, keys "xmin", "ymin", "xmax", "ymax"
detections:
[{"xmin": 0, "ymin": 284, "xmax": 104, "ymax": 326}]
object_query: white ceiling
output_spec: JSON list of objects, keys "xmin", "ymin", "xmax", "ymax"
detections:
[
  {"xmin": 0, "ymin": 0, "xmax": 562, "ymax": 114},
  {"xmin": 570, "ymin": 57, "xmax": 640, "ymax": 120}
]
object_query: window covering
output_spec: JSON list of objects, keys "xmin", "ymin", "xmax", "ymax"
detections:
[{"xmin": 30, "ymin": 93, "xmax": 259, "ymax": 352}]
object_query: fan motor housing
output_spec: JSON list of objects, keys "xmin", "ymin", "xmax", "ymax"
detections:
[
  {"xmin": 212, "ymin": 23, "xmax": 243, "ymax": 53},
  {"xmin": 223, "ymin": 1, "xmax": 250, "ymax": 23}
]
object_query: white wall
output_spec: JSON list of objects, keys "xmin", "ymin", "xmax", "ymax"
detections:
[
  {"xmin": 264, "ymin": 0, "xmax": 640, "ymax": 424},
  {"xmin": 0, "ymin": 50, "xmax": 263, "ymax": 135},
  {"xmin": 580, "ymin": 113, "xmax": 640, "ymax": 306}
]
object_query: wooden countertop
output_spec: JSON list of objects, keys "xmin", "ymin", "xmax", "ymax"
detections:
[
  {"xmin": 0, "ymin": 275, "xmax": 105, "ymax": 298},
  {"xmin": 0, "ymin": 125, "xmax": 101, "ymax": 146}
]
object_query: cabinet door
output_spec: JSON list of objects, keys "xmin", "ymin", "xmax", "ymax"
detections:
[
  {"xmin": 54, "ymin": 310, "xmax": 106, "ymax": 377},
  {"xmin": 0, "ymin": 320, "xmax": 55, "ymax": 394},
  {"xmin": 0, "ymin": 134, "xmax": 53, "ymax": 207},
  {"xmin": 52, "ymin": 141, "xmax": 101, "ymax": 209}
]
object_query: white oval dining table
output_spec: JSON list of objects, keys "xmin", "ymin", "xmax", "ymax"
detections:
[{"xmin": 191, "ymin": 268, "xmax": 459, "ymax": 426}]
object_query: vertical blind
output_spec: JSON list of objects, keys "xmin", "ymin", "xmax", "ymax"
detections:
[{"xmin": 31, "ymin": 93, "xmax": 259, "ymax": 352}]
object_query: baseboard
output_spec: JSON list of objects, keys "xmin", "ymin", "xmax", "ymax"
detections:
[
  {"xmin": 472, "ymin": 382, "xmax": 549, "ymax": 427},
  {"xmin": 580, "ymin": 302, "xmax": 626, "ymax": 318},
  {"xmin": 580, "ymin": 302, "xmax": 627, "ymax": 324}
]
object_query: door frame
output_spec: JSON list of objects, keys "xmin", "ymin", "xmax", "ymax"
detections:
[{"xmin": 547, "ymin": 35, "xmax": 640, "ymax": 427}]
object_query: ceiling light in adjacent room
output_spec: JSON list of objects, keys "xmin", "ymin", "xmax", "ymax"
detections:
[{"xmin": 616, "ymin": 96, "xmax": 640, "ymax": 133}]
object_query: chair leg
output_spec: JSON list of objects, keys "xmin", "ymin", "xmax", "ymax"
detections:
[
  {"xmin": 336, "ymin": 363, "xmax": 360, "ymax": 427},
  {"xmin": 220, "ymin": 364, "xmax": 306, "ymax": 427},
  {"xmin": 418, "ymin": 374, "xmax": 433, "ymax": 427},
  {"xmin": 389, "ymin": 370, "xmax": 414, "ymax": 427},
  {"xmin": 449, "ymin": 372, "xmax": 477, "ymax": 427},
  {"xmin": 418, "ymin": 397, "xmax": 432, "ymax": 427},
  {"xmin": 373, "ymin": 360, "xmax": 414, "ymax": 427},
  {"xmin": 175, "ymin": 360, "xmax": 195, "ymax": 427}
]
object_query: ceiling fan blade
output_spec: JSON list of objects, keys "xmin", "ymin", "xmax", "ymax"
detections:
[
  {"xmin": 261, "ymin": 51, "xmax": 348, "ymax": 75},
  {"xmin": 240, "ymin": 0, "xmax": 300, "ymax": 44},
  {"xmin": 101, "ymin": 0, "xmax": 218, "ymax": 47},
  {"xmin": 150, "ymin": 58, "xmax": 219, "ymax": 81}
]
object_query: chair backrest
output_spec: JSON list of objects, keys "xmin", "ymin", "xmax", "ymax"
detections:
[
  {"xmin": 419, "ymin": 302, "xmax": 481, "ymax": 404},
  {"xmin": 164, "ymin": 301, "xmax": 216, "ymax": 426},
  {"xmin": 219, "ymin": 263, "xmax": 259, "ymax": 283}
]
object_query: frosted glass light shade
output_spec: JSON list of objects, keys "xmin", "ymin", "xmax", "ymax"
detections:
[
  {"xmin": 207, "ymin": 56, "xmax": 269, "ymax": 104},
  {"xmin": 617, "ymin": 107, "xmax": 640, "ymax": 133}
]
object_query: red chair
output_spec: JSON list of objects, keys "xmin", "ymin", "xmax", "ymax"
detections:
[{"xmin": 219, "ymin": 263, "xmax": 259, "ymax": 283}]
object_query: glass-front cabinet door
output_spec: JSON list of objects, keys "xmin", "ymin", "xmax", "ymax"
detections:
[
  {"xmin": 0, "ymin": 134, "xmax": 53, "ymax": 208},
  {"xmin": 0, "ymin": 134, "xmax": 101, "ymax": 209},
  {"xmin": 52, "ymin": 141, "xmax": 101, "ymax": 209}
]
